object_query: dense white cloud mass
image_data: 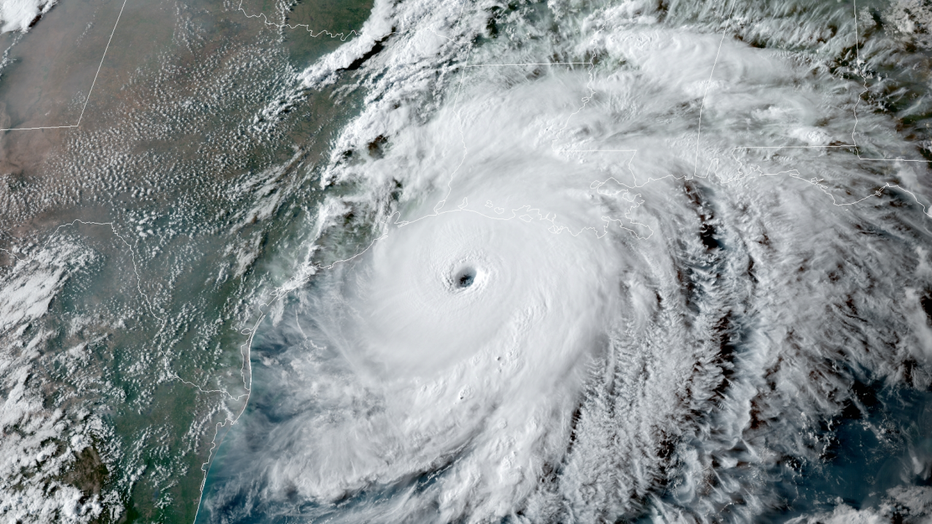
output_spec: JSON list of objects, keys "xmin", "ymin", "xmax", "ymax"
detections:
[
  {"xmin": 0, "ymin": 0, "xmax": 55, "ymax": 33},
  {"xmin": 196, "ymin": 0, "xmax": 932, "ymax": 522},
  {"xmin": 0, "ymin": 242, "xmax": 113, "ymax": 523}
]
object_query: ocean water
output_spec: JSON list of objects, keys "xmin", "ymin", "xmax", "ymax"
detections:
[{"xmin": 3, "ymin": 0, "xmax": 932, "ymax": 523}]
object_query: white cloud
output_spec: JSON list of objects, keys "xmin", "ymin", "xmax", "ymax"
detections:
[{"xmin": 0, "ymin": 0, "xmax": 57, "ymax": 34}]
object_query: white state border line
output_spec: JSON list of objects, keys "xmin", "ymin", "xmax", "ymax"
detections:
[
  {"xmin": 236, "ymin": 0, "xmax": 360, "ymax": 40},
  {"xmin": 728, "ymin": 0, "xmax": 926, "ymax": 163},
  {"xmin": 464, "ymin": 62, "xmax": 591, "ymax": 67},
  {"xmin": 0, "ymin": 0, "xmax": 128, "ymax": 132},
  {"xmin": 723, "ymin": 0, "xmax": 929, "ymax": 165},
  {"xmin": 693, "ymin": 31, "xmax": 727, "ymax": 177}
]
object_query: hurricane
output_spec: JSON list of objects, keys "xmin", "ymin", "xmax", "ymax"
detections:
[{"xmin": 194, "ymin": 0, "xmax": 931, "ymax": 521}]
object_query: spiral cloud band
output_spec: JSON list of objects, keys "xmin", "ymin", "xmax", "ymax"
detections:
[{"xmin": 198, "ymin": 1, "xmax": 932, "ymax": 522}]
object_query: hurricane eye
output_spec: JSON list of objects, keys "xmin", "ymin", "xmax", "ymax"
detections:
[{"xmin": 454, "ymin": 267, "xmax": 476, "ymax": 289}]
